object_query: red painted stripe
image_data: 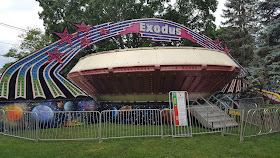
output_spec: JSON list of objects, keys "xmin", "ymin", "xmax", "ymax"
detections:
[{"xmin": 174, "ymin": 106, "xmax": 179, "ymax": 125}]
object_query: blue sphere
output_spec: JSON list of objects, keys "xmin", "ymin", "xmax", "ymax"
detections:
[
  {"xmin": 64, "ymin": 101, "xmax": 75, "ymax": 111},
  {"xmin": 31, "ymin": 105, "xmax": 54, "ymax": 123}
]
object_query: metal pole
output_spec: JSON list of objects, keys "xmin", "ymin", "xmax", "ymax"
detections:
[
  {"xmin": 36, "ymin": 113, "xmax": 39, "ymax": 142},
  {"xmin": 160, "ymin": 110, "xmax": 163, "ymax": 138},
  {"xmin": 240, "ymin": 109, "xmax": 245, "ymax": 141},
  {"xmin": 222, "ymin": 108, "xmax": 227, "ymax": 136},
  {"xmin": 99, "ymin": 112, "xmax": 102, "ymax": 143},
  {"xmin": 186, "ymin": 91, "xmax": 192, "ymax": 137},
  {"xmin": 169, "ymin": 92, "xmax": 174, "ymax": 137},
  {"xmin": 3, "ymin": 110, "xmax": 6, "ymax": 135}
]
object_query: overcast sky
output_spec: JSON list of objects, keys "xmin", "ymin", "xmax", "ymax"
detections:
[{"xmin": 0, "ymin": 0, "xmax": 226, "ymax": 69}]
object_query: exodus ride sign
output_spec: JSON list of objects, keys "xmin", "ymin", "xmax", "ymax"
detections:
[
  {"xmin": 139, "ymin": 22, "xmax": 181, "ymax": 36},
  {"xmin": 172, "ymin": 91, "xmax": 188, "ymax": 126},
  {"xmin": 119, "ymin": 21, "xmax": 196, "ymax": 42}
]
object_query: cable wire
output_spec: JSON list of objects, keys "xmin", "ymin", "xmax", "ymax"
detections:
[{"xmin": 0, "ymin": 22, "xmax": 27, "ymax": 32}]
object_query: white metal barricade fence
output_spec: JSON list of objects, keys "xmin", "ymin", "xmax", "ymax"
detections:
[
  {"xmin": 3, "ymin": 110, "xmax": 38, "ymax": 141},
  {"xmin": 38, "ymin": 111, "xmax": 101, "ymax": 142},
  {"xmin": 242, "ymin": 107, "xmax": 280, "ymax": 140},
  {"xmin": 101, "ymin": 109, "xmax": 162, "ymax": 139},
  {"xmin": 222, "ymin": 108, "xmax": 244, "ymax": 141},
  {"xmin": 2, "ymin": 107, "xmax": 280, "ymax": 142},
  {"xmin": 0, "ymin": 109, "xmax": 4, "ymax": 134},
  {"xmin": 160, "ymin": 109, "xmax": 174, "ymax": 137}
]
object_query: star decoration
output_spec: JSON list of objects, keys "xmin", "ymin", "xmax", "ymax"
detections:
[
  {"xmin": 213, "ymin": 38, "xmax": 223, "ymax": 47},
  {"xmin": 54, "ymin": 27, "xmax": 78, "ymax": 46},
  {"xmin": 79, "ymin": 35, "xmax": 93, "ymax": 48},
  {"xmin": 222, "ymin": 45, "xmax": 232, "ymax": 56},
  {"xmin": 203, "ymin": 39, "xmax": 210, "ymax": 45},
  {"xmin": 73, "ymin": 21, "xmax": 95, "ymax": 34},
  {"xmin": 46, "ymin": 48, "xmax": 66, "ymax": 65},
  {"xmin": 98, "ymin": 27, "xmax": 109, "ymax": 35}
]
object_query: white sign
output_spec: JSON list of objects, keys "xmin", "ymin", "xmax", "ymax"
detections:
[{"xmin": 172, "ymin": 91, "xmax": 188, "ymax": 126}]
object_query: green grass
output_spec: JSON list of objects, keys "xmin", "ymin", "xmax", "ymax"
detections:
[
  {"xmin": 1, "ymin": 132, "xmax": 280, "ymax": 158},
  {"xmin": 263, "ymin": 105, "xmax": 280, "ymax": 108}
]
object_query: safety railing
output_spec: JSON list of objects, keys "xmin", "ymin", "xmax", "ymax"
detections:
[
  {"xmin": 242, "ymin": 107, "xmax": 280, "ymax": 140},
  {"xmin": 160, "ymin": 109, "xmax": 174, "ymax": 137},
  {"xmin": 209, "ymin": 95, "xmax": 232, "ymax": 110},
  {"xmin": 222, "ymin": 108, "xmax": 244, "ymax": 141},
  {"xmin": 0, "ymin": 109, "xmax": 4, "ymax": 134},
  {"xmin": 2, "ymin": 110, "xmax": 38, "ymax": 141},
  {"xmin": 239, "ymin": 97, "xmax": 264, "ymax": 110},
  {"xmin": 38, "ymin": 111, "xmax": 101, "ymax": 142},
  {"xmin": 101, "ymin": 109, "xmax": 162, "ymax": 139},
  {"xmin": 1, "ymin": 107, "xmax": 280, "ymax": 142}
]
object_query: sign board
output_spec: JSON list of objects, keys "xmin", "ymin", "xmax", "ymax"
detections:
[
  {"xmin": 172, "ymin": 91, "xmax": 188, "ymax": 126},
  {"xmin": 229, "ymin": 109, "xmax": 241, "ymax": 116}
]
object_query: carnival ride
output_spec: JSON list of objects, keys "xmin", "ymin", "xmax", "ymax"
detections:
[
  {"xmin": 68, "ymin": 47, "xmax": 241, "ymax": 102},
  {"xmin": 255, "ymin": 88, "xmax": 280, "ymax": 104},
  {"xmin": 0, "ymin": 18, "xmax": 245, "ymax": 102}
]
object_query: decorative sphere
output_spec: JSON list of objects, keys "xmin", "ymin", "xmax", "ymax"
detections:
[
  {"xmin": 7, "ymin": 107, "xmax": 23, "ymax": 120},
  {"xmin": 31, "ymin": 105, "xmax": 54, "ymax": 123},
  {"xmin": 64, "ymin": 101, "xmax": 75, "ymax": 111}
]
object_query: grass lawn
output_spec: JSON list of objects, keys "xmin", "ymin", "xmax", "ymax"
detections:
[
  {"xmin": 263, "ymin": 105, "xmax": 280, "ymax": 108},
  {"xmin": 1, "ymin": 132, "xmax": 280, "ymax": 158}
]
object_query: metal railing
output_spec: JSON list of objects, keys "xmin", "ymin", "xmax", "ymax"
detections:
[
  {"xmin": 0, "ymin": 109, "xmax": 4, "ymax": 134},
  {"xmin": 2, "ymin": 110, "xmax": 38, "ymax": 141},
  {"xmin": 101, "ymin": 109, "xmax": 162, "ymax": 139},
  {"xmin": 222, "ymin": 108, "xmax": 244, "ymax": 141},
  {"xmin": 38, "ymin": 111, "xmax": 101, "ymax": 142},
  {"xmin": 239, "ymin": 97, "xmax": 264, "ymax": 111},
  {"xmin": 1, "ymin": 107, "xmax": 280, "ymax": 142},
  {"xmin": 242, "ymin": 107, "xmax": 280, "ymax": 140},
  {"xmin": 160, "ymin": 109, "xmax": 174, "ymax": 137},
  {"xmin": 210, "ymin": 95, "xmax": 232, "ymax": 110}
]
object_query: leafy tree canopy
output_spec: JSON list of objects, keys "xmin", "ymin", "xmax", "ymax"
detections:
[
  {"xmin": 218, "ymin": 0, "xmax": 260, "ymax": 68},
  {"xmin": 249, "ymin": 0, "xmax": 280, "ymax": 91},
  {"xmin": 2, "ymin": 28, "xmax": 52, "ymax": 70}
]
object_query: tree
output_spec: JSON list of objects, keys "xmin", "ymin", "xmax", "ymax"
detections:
[
  {"xmin": 2, "ymin": 28, "xmax": 52, "ymax": 70},
  {"xmin": 250, "ymin": 0, "xmax": 280, "ymax": 91},
  {"xmin": 162, "ymin": 0, "xmax": 218, "ymax": 46},
  {"xmin": 36, "ymin": 0, "xmax": 218, "ymax": 48},
  {"xmin": 218, "ymin": 0, "xmax": 260, "ymax": 68},
  {"xmin": 36, "ymin": 0, "xmax": 168, "ymax": 48}
]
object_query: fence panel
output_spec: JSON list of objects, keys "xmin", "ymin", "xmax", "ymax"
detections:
[
  {"xmin": 243, "ymin": 108, "xmax": 280, "ymax": 140},
  {"xmin": 101, "ymin": 109, "xmax": 161, "ymax": 139},
  {"xmin": 38, "ymin": 111, "xmax": 101, "ymax": 141},
  {"xmin": 3, "ymin": 110, "xmax": 38, "ymax": 141},
  {"xmin": 171, "ymin": 107, "xmax": 192, "ymax": 137},
  {"xmin": 160, "ymin": 109, "xmax": 174, "ymax": 137},
  {"xmin": 0, "ymin": 109, "xmax": 4, "ymax": 134},
  {"xmin": 222, "ymin": 108, "xmax": 244, "ymax": 140}
]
